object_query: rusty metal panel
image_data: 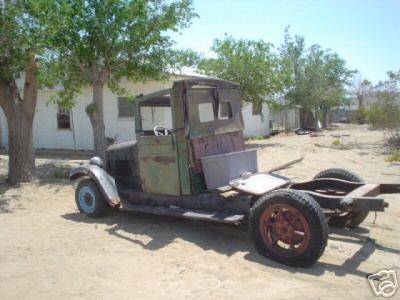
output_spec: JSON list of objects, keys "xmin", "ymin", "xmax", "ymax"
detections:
[
  {"xmin": 118, "ymin": 187, "xmax": 251, "ymax": 214},
  {"xmin": 189, "ymin": 131, "xmax": 245, "ymax": 173},
  {"xmin": 138, "ymin": 135, "xmax": 181, "ymax": 195},
  {"xmin": 186, "ymin": 87, "xmax": 244, "ymax": 138}
]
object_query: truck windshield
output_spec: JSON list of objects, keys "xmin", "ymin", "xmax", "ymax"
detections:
[{"xmin": 140, "ymin": 106, "xmax": 172, "ymax": 131}]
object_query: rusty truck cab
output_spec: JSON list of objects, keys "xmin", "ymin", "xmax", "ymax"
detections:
[{"xmin": 134, "ymin": 78, "xmax": 245, "ymax": 196}]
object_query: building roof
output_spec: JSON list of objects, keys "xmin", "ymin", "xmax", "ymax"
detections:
[
  {"xmin": 168, "ymin": 66, "xmax": 212, "ymax": 79},
  {"xmin": 43, "ymin": 66, "xmax": 212, "ymax": 92}
]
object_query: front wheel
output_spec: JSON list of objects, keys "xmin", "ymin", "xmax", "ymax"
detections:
[
  {"xmin": 249, "ymin": 189, "xmax": 328, "ymax": 267},
  {"xmin": 75, "ymin": 178, "xmax": 108, "ymax": 218}
]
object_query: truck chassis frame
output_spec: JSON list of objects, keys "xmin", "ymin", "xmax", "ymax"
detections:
[{"xmin": 111, "ymin": 174, "xmax": 399, "ymax": 225}]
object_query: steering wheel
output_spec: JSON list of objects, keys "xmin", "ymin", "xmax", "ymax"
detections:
[{"xmin": 154, "ymin": 126, "xmax": 172, "ymax": 136}]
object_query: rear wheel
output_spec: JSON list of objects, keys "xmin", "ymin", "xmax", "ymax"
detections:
[
  {"xmin": 313, "ymin": 168, "xmax": 368, "ymax": 228},
  {"xmin": 75, "ymin": 178, "xmax": 108, "ymax": 218},
  {"xmin": 249, "ymin": 189, "xmax": 328, "ymax": 267}
]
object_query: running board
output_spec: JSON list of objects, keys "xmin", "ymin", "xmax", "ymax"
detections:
[{"xmin": 120, "ymin": 202, "xmax": 245, "ymax": 224}]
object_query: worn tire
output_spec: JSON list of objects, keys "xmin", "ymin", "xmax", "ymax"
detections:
[
  {"xmin": 75, "ymin": 178, "xmax": 108, "ymax": 218},
  {"xmin": 313, "ymin": 168, "xmax": 369, "ymax": 228},
  {"xmin": 313, "ymin": 168, "xmax": 363, "ymax": 183},
  {"xmin": 249, "ymin": 189, "xmax": 328, "ymax": 267}
]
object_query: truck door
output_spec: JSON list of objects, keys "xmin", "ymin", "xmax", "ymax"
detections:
[{"xmin": 136, "ymin": 98, "xmax": 181, "ymax": 195}]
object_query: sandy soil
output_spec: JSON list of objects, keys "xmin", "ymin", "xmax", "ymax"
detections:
[{"xmin": 0, "ymin": 124, "xmax": 399, "ymax": 299}]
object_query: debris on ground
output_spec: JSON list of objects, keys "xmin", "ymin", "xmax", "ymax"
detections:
[
  {"xmin": 294, "ymin": 128, "xmax": 310, "ymax": 135},
  {"xmin": 267, "ymin": 157, "xmax": 304, "ymax": 172}
]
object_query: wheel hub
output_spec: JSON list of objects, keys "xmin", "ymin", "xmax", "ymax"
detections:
[
  {"xmin": 260, "ymin": 204, "xmax": 310, "ymax": 257},
  {"xmin": 84, "ymin": 193, "xmax": 93, "ymax": 207},
  {"xmin": 78, "ymin": 186, "xmax": 96, "ymax": 213}
]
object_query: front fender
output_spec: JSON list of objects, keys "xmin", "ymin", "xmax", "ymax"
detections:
[{"xmin": 70, "ymin": 165, "xmax": 120, "ymax": 207}]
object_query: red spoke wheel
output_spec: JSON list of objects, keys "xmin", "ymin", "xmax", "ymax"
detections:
[
  {"xmin": 260, "ymin": 204, "xmax": 310, "ymax": 258},
  {"xmin": 250, "ymin": 189, "xmax": 328, "ymax": 267}
]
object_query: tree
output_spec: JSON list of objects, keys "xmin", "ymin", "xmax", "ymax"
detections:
[
  {"xmin": 51, "ymin": 0, "xmax": 196, "ymax": 157},
  {"xmin": 198, "ymin": 35, "xmax": 288, "ymax": 112},
  {"xmin": 366, "ymin": 70, "xmax": 400, "ymax": 147},
  {"xmin": 0, "ymin": 0, "xmax": 53, "ymax": 184},
  {"xmin": 351, "ymin": 72, "xmax": 373, "ymax": 109},
  {"xmin": 280, "ymin": 29, "xmax": 353, "ymax": 128},
  {"xmin": 279, "ymin": 28, "xmax": 312, "ymax": 127},
  {"xmin": 174, "ymin": 48, "xmax": 202, "ymax": 68},
  {"xmin": 351, "ymin": 72, "xmax": 373, "ymax": 123},
  {"xmin": 313, "ymin": 47, "xmax": 354, "ymax": 128},
  {"xmin": 279, "ymin": 28, "xmax": 306, "ymax": 105}
]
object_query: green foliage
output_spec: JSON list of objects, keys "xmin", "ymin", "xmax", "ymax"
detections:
[
  {"xmin": 53, "ymin": 169, "xmax": 68, "ymax": 179},
  {"xmin": 279, "ymin": 27, "xmax": 306, "ymax": 108},
  {"xmin": 198, "ymin": 35, "xmax": 289, "ymax": 110},
  {"xmin": 174, "ymin": 48, "xmax": 203, "ymax": 68},
  {"xmin": 364, "ymin": 70, "xmax": 400, "ymax": 148},
  {"xmin": 354, "ymin": 107, "xmax": 367, "ymax": 124},
  {"xmin": 385, "ymin": 150, "xmax": 400, "ymax": 162},
  {"xmin": 365, "ymin": 70, "xmax": 400, "ymax": 129},
  {"xmin": 47, "ymin": 0, "xmax": 197, "ymax": 103},
  {"xmin": 280, "ymin": 28, "xmax": 354, "ymax": 114},
  {"xmin": 246, "ymin": 134, "xmax": 267, "ymax": 141},
  {"xmin": 0, "ymin": 0, "xmax": 51, "ymax": 84},
  {"xmin": 366, "ymin": 102, "xmax": 400, "ymax": 130},
  {"xmin": 332, "ymin": 139, "xmax": 341, "ymax": 146}
]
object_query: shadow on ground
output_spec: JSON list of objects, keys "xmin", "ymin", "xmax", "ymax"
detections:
[
  {"xmin": 0, "ymin": 182, "xmax": 24, "ymax": 214},
  {"xmin": 61, "ymin": 211, "xmax": 400, "ymax": 278}
]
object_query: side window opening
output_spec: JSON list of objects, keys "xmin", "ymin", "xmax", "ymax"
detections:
[
  {"xmin": 218, "ymin": 101, "xmax": 233, "ymax": 120},
  {"xmin": 198, "ymin": 103, "xmax": 215, "ymax": 123},
  {"xmin": 57, "ymin": 105, "xmax": 71, "ymax": 129},
  {"xmin": 198, "ymin": 101, "xmax": 233, "ymax": 122}
]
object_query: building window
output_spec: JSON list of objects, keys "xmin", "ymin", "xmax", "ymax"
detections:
[
  {"xmin": 252, "ymin": 102, "xmax": 262, "ymax": 116},
  {"xmin": 118, "ymin": 97, "xmax": 134, "ymax": 118},
  {"xmin": 57, "ymin": 106, "xmax": 71, "ymax": 129}
]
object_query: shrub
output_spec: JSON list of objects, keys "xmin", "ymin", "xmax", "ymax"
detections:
[
  {"xmin": 365, "ymin": 102, "xmax": 400, "ymax": 148},
  {"xmin": 385, "ymin": 150, "xmax": 400, "ymax": 162},
  {"xmin": 365, "ymin": 70, "xmax": 400, "ymax": 148}
]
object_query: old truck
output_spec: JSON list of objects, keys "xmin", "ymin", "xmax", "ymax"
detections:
[{"xmin": 70, "ymin": 78, "xmax": 399, "ymax": 267}]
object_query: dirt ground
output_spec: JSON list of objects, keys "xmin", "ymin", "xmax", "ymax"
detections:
[{"xmin": 0, "ymin": 124, "xmax": 399, "ymax": 299}]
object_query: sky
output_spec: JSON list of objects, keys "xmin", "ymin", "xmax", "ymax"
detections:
[{"xmin": 171, "ymin": 0, "xmax": 400, "ymax": 83}]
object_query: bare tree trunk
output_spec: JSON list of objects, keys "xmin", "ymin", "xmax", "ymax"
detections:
[
  {"xmin": 357, "ymin": 94, "xmax": 364, "ymax": 109},
  {"xmin": 357, "ymin": 94, "xmax": 365, "ymax": 124},
  {"xmin": 7, "ymin": 108, "xmax": 35, "ymax": 184},
  {"xmin": 87, "ymin": 80, "xmax": 107, "ymax": 158},
  {"xmin": 322, "ymin": 105, "xmax": 330, "ymax": 129},
  {"xmin": 300, "ymin": 108, "xmax": 316, "ymax": 129},
  {"xmin": 0, "ymin": 57, "xmax": 37, "ymax": 185}
]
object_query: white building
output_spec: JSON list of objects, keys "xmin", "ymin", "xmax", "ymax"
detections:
[{"xmin": 0, "ymin": 68, "xmax": 272, "ymax": 150}]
